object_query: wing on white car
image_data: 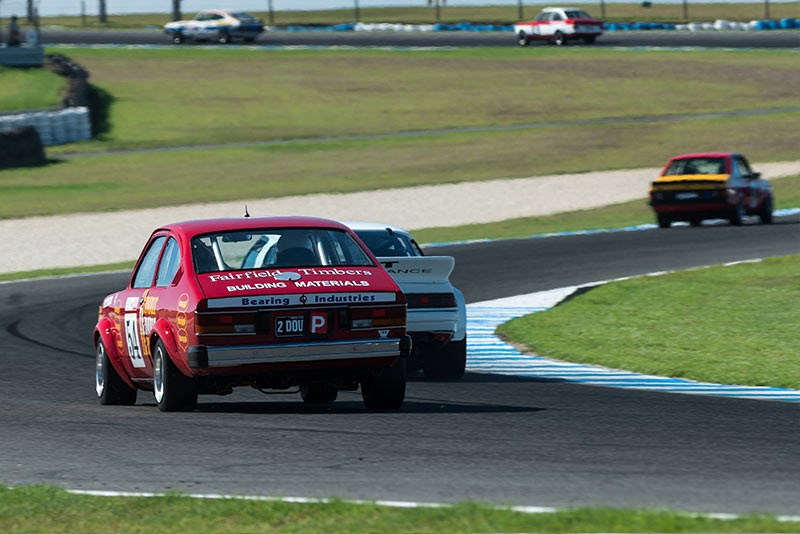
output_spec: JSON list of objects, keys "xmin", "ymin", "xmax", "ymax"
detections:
[{"xmin": 375, "ymin": 256, "xmax": 454, "ymax": 284}]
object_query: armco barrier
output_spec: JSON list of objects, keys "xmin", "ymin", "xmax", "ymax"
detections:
[{"xmin": 0, "ymin": 107, "xmax": 92, "ymax": 146}]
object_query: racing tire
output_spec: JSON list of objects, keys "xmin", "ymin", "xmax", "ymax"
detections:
[
  {"xmin": 729, "ymin": 202, "xmax": 745, "ymax": 226},
  {"xmin": 423, "ymin": 338, "xmax": 467, "ymax": 381},
  {"xmin": 657, "ymin": 214, "xmax": 672, "ymax": 229},
  {"xmin": 244, "ymin": 36, "xmax": 256, "ymax": 43},
  {"xmin": 217, "ymin": 30, "xmax": 231, "ymax": 44},
  {"xmin": 300, "ymin": 383, "xmax": 338, "ymax": 404},
  {"xmin": 95, "ymin": 341, "xmax": 137, "ymax": 406},
  {"xmin": 153, "ymin": 339, "xmax": 197, "ymax": 412},
  {"xmin": 689, "ymin": 218, "xmax": 702, "ymax": 227},
  {"xmin": 759, "ymin": 196, "xmax": 774, "ymax": 224},
  {"xmin": 553, "ymin": 31, "xmax": 567, "ymax": 46},
  {"xmin": 171, "ymin": 32, "xmax": 184, "ymax": 44},
  {"xmin": 517, "ymin": 31, "xmax": 530, "ymax": 46},
  {"xmin": 582, "ymin": 36, "xmax": 597, "ymax": 44},
  {"xmin": 361, "ymin": 358, "xmax": 406, "ymax": 410}
]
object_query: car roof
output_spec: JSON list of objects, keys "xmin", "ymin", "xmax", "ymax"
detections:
[
  {"xmin": 343, "ymin": 221, "xmax": 413, "ymax": 236},
  {"xmin": 159, "ymin": 216, "xmax": 350, "ymax": 237},
  {"xmin": 669, "ymin": 152, "xmax": 737, "ymax": 160}
]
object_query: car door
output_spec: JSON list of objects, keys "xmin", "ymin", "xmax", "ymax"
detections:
[
  {"xmin": 733, "ymin": 155, "xmax": 761, "ymax": 210},
  {"xmin": 119, "ymin": 234, "xmax": 167, "ymax": 378}
]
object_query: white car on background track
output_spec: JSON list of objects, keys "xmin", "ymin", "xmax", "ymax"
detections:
[
  {"xmin": 515, "ymin": 7, "xmax": 603, "ymax": 46},
  {"xmin": 164, "ymin": 9, "xmax": 265, "ymax": 45},
  {"xmin": 347, "ymin": 222, "xmax": 467, "ymax": 380}
]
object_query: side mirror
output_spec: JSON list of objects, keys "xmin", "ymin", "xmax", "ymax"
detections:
[{"xmin": 749, "ymin": 172, "xmax": 761, "ymax": 180}]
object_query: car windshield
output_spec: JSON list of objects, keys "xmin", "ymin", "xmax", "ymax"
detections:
[
  {"xmin": 354, "ymin": 229, "xmax": 421, "ymax": 257},
  {"xmin": 664, "ymin": 158, "xmax": 726, "ymax": 176},
  {"xmin": 564, "ymin": 10, "xmax": 592, "ymax": 18},
  {"xmin": 192, "ymin": 228, "xmax": 374, "ymax": 273}
]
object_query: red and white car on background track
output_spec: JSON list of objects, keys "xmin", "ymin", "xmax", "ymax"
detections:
[{"xmin": 515, "ymin": 7, "xmax": 604, "ymax": 46}]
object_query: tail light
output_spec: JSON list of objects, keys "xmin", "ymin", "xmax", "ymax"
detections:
[
  {"xmin": 196, "ymin": 311, "xmax": 257, "ymax": 335},
  {"xmin": 406, "ymin": 293, "xmax": 457, "ymax": 309},
  {"xmin": 350, "ymin": 305, "xmax": 406, "ymax": 330}
]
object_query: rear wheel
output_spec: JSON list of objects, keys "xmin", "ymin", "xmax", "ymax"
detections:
[
  {"xmin": 517, "ymin": 31, "xmax": 530, "ymax": 46},
  {"xmin": 582, "ymin": 35, "xmax": 597, "ymax": 44},
  {"xmin": 553, "ymin": 31, "xmax": 566, "ymax": 46},
  {"xmin": 217, "ymin": 30, "xmax": 231, "ymax": 44},
  {"xmin": 759, "ymin": 196, "xmax": 774, "ymax": 224},
  {"xmin": 657, "ymin": 214, "xmax": 672, "ymax": 229},
  {"xmin": 153, "ymin": 339, "xmax": 197, "ymax": 412},
  {"xmin": 300, "ymin": 383, "xmax": 338, "ymax": 404},
  {"xmin": 96, "ymin": 341, "xmax": 137, "ymax": 406},
  {"xmin": 361, "ymin": 358, "xmax": 406, "ymax": 410},
  {"xmin": 729, "ymin": 202, "xmax": 745, "ymax": 226},
  {"xmin": 423, "ymin": 338, "xmax": 467, "ymax": 380}
]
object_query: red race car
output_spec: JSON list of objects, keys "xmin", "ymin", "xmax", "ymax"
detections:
[
  {"xmin": 94, "ymin": 217, "xmax": 411, "ymax": 412},
  {"xmin": 649, "ymin": 153, "xmax": 774, "ymax": 228}
]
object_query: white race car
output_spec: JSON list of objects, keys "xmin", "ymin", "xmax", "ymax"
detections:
[
  {"xmin": 347, "ymin": 222, "xmax": 467, "ymax": 380},
  {"xmin": 164, "ymin": 9, "xmax": 265, "ymax": 45},
  {"xmin": 514, "ymin": 7, "xmax": 603, "ymax": 46}
]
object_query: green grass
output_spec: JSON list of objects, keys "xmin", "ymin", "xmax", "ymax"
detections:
[
  {"xmin": 0, "ymin": 66, "xmax": 64, "ymax": 112},
  {"xmin": 33, "ymin": 2, "xmax": 800, "ymax": 27},
  {"xmin": 0, "ymin": 47, "xmax": 797, "ymax": 219},
  {"xmin": 413, "ymin": 173, "xmax": 800, "ymax": 243},
  {"xmin": 1, "ymin": 485, "xmax": 799, "ymax": 533},
  {"xmin": 0, "ymin": 262, "xmax": 133, "ymax": 283},
  {"xmin": 42, "ymin": 47, "xmax": 800, "ymax": 152},
  {"xmin": 498, "ymin": 255, "xmax": 800, "ymax": 389}
]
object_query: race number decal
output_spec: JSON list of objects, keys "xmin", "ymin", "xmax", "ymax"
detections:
[{"xmin": 124, "ymin": 312, "xmax": 146, "ymax": 368}]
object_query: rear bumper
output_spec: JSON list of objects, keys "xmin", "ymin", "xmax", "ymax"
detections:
[
  {"xmin": 651, "ymin": 201, "xmax": 733, "ymax": 214},
  {"xmin": 188, "ymin": 337, "xmax": 411, "ymax": 369},
  {"xmin": 407, "ymin": 308, "xmax": 458, "ymax": 335}
]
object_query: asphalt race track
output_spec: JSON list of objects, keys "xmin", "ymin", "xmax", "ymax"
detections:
[
  {"xmin": 2, "ymin": 218, "xmax": 799, "ymax": 515},
  {"xmin": 40, "ymin": 28, "xmax": 800, "ymax": 49}
]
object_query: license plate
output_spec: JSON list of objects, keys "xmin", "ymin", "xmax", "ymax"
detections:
[
  {"xmin": 675, "ymin": 192, "xmax": 699, "ymax": 200},
  {"xmin": 275, "ymin": 315, "xmax": 304, "ymax": 337}
]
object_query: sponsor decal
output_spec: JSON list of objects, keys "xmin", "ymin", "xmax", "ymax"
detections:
[
  {"xmin": 226, "ymin": 282, "xmax": 287, "ymax": 293},
  {"xmin": 176, "ymin": 292, "xmax": 190, "ymax": 351},
  {"xmin": 138, "ymin": 292, "xmax": 159, "ymax": 358},
  {"xmin": 274, "ymin": 271, "xmax": 301, "ymax": 281},
  {"xmin": 124, "ymin": 296, "xmax": 139, "ymax": 312},
  {"xmin": 207, "ymin": 292, "xmax": 396, "ymax": 309},
  {"xmin": 310, "ymin": 312, "xmax": 328, "ymax": 334}
]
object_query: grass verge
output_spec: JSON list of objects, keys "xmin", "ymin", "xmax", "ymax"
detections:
[
  {"xmin": 498, "ymin": 255, "xmax": 800, "ymax": 389},
  {"xmin": 0, "ymin": 66, "xmax": 64, "ymax": 112},
  {"xmin": 413, "ymin": 173, "xmax": 800, "ymax": 243},
  {"xmin": 1, "ymin": 485, "xmax": 799, "ymax": 533},
  {"xmin": 2, "ymin": 47, "xmax": 798, "ymax": 219}
]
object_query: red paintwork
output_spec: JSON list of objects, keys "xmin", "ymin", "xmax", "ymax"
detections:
[{"xmin": 94, "ymin": 216, "xmax": 407, "ymax": 392}]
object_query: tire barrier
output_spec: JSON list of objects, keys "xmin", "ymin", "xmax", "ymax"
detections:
[
  {"xmin": 0, "ymin": 107, "xmax": 91, "ymax": 146},
  {"xmin": 279, "ymin": 19, "xmax": 800, "ymax": 33},
  {"xmin": 0, "ymin": 126, "xmax": 46, "ymax": 169}
]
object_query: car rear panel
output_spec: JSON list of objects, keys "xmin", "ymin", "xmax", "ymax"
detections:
[{"xmin": 189, "ymin": 266, "xmax": 407, "ymax": 370}]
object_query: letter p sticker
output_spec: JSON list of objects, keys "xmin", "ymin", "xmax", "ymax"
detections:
[{"xmin": 310, "ymin": 312, "xmax": 328, "ymax": 334}]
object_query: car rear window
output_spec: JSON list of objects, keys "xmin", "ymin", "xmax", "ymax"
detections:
[
  {"xmin": 192, "ymin": 228, "xmax": 374, "ymax": 273},
  {"xmin": 664, "ymin": 158, "xmax": 726, "ymax": 176}
]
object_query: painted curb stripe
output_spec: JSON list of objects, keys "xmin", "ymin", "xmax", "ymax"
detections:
[{"xmin": 466, "ymin": 283, "xmax": 800, "ymax": 403}]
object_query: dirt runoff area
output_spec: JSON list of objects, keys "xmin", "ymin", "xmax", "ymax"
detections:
[{"xmin": 3, "ymin": 161, "xmax": 799, "ymax": 275}]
